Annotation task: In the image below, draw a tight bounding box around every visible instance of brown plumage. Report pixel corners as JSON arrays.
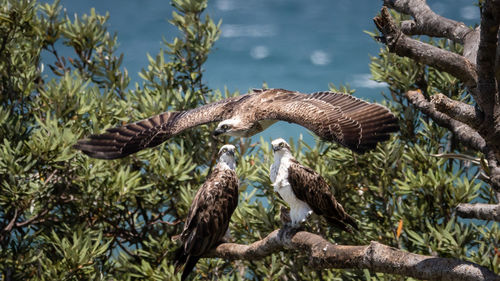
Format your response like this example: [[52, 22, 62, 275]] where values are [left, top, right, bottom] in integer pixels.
[[270, 138, 357, 232], [287, 159, 358, 232], [74, 89, 399, 159], [173, 145, 239, 281]]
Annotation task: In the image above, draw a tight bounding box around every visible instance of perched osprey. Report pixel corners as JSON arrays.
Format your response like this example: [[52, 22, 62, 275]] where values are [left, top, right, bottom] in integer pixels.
[[270, 138, 357, 232], [173, 144, 239, 281], [74, 88, 398, 159]]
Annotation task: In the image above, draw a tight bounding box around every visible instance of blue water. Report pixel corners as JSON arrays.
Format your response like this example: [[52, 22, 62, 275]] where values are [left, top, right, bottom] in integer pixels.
[[47, 0, 481, 143]]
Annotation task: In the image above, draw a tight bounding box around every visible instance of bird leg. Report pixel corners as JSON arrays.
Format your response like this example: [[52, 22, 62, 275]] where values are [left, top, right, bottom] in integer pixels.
[[279, 205, 291, 227]]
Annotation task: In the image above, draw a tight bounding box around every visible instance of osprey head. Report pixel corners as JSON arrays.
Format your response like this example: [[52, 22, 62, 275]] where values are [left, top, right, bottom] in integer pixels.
[[271, 138, 291, 153], [217, 144, 237, 170], [218, 144, 236, 158], [213, 118, 251, 137]]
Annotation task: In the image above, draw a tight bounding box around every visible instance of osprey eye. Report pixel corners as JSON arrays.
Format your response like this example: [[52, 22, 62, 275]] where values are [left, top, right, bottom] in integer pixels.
[[280, 142, 284, 147], [222, 148, 227, 153], [221, 124, 229, 130]]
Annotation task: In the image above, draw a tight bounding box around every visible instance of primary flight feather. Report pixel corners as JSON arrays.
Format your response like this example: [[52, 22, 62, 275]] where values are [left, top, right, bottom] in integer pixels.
[[74, 88, 399, 159]]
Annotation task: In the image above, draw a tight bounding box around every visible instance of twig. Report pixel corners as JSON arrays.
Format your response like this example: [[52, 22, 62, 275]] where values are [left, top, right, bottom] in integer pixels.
[[15, 209, 49, 228], [3, 208, 18, 232], [150, 219, 181, 226]]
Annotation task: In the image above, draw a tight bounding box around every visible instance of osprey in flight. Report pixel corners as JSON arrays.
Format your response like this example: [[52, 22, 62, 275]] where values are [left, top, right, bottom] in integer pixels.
[[270, 138, 357, 232], [173, 144, 239, 281], [74, 88, 398, 159]]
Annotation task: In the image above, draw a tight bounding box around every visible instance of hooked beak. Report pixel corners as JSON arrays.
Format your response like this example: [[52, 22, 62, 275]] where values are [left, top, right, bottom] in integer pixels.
[[272, 146, 279, 152], [213, 128, 224, 136]]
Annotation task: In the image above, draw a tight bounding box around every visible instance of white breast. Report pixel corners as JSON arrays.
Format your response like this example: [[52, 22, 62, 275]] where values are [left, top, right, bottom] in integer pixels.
[[270, 155, 312, 225]]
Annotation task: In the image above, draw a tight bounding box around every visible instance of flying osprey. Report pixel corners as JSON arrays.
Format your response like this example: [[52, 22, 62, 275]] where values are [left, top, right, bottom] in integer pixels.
[[73, 88, 398, 159], [270, 138, 357, 232], [173, 144, 239, 281]]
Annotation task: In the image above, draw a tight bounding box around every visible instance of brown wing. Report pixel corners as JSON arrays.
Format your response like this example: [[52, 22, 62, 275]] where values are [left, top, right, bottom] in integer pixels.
[[287, 159, 357, 232], [254, 89, 399, 153], [180, 166, 238, 255], [174, 166, 239, 280], [73, 94, 251, 159]]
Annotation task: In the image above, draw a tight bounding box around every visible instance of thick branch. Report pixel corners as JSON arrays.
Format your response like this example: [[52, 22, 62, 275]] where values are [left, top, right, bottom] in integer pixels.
[[456, 203, 500, 221], [208, 228, 499, 281], [477, 0, 500, 135], [476, 0, 500, 118], [383, 0, 473, 44], [406, 90, 486, 152], [374, 7, 478, 87], [431, 93, 484, 129]]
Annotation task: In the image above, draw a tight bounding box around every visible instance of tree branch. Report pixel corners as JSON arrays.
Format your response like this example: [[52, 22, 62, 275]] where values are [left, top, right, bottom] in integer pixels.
[[486, 149, 500, 191], [464, 27, 480, 63], [207, 228, 499, 281], [383, 0, 473, 44], [374, 7, 478, 88], [406, 90, 486, 152], [431, 93, 484, 129], [15, 209, 49, 228], [456, 203, 500, 221], [476, 0, 500, 119]]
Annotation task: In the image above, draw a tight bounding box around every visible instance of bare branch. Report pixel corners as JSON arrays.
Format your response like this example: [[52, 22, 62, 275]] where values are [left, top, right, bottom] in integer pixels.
[[374, 7, 478, 87], [3, 208, 18, 232], [456, 203, 500, 221], [15, 209, 49, 228], [486, 149, 500, 191], [476, 0, 500, 118], [383, 0, 473, 44], [406, 90, 486, 152], [431, 93, 484, 129], [208, 228, 499, 281], [464, 27, 480, 63]]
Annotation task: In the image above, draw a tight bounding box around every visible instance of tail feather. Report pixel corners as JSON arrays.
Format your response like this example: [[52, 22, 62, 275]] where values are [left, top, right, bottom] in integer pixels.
[[173, 247, 187, 274], [181, 256, 200, 281], [173, 247, 201, 281], [325, 214, 358, 233], [344, 213, 359, 231]]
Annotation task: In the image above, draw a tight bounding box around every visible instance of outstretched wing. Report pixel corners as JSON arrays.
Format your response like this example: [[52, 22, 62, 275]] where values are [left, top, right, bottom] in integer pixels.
[[255, 89, 399, 153], [174, 167, 239, 280], [287, 159, 357, 232], [73, 95, 250, 159]]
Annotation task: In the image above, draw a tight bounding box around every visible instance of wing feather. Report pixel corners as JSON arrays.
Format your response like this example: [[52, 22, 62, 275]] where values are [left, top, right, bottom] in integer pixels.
[[287, 159, 357, 232], [73, 95, 249, 159], [254, 89, 399, 153]]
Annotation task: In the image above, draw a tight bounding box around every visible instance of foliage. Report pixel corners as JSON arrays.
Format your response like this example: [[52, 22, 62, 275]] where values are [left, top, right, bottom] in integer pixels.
[[0, 0, 497, 280]]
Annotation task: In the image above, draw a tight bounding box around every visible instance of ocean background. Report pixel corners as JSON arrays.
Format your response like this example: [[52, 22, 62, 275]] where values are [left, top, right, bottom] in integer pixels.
[[46, 0, 481, 144]]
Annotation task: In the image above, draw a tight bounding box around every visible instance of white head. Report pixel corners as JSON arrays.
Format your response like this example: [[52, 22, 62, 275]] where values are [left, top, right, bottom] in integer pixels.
[[217, 144, 237, 170], [213, 118, 251, 137], [271, 138, 292, 158]]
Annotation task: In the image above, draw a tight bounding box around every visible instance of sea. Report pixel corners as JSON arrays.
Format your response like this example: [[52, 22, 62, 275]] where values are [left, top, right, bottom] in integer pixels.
[[45, 0, 480, 144]]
